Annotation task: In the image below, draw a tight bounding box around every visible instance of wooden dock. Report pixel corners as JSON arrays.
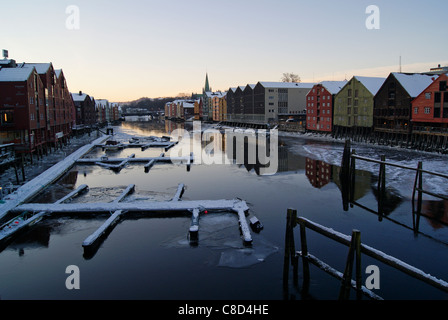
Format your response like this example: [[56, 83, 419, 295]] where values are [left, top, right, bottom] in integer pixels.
[[11, 182, 253, 252], [0, 133, 255, 257], [0, 135, 109, 222]]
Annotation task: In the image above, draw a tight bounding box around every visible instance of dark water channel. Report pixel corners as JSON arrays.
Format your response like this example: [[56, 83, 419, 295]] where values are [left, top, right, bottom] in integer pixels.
[[1, 120, 448, 300]]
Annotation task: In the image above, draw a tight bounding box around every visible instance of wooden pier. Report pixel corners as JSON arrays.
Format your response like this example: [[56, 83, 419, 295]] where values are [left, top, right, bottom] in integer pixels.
[[0, 135, 109, 222], [0, 133, 255, 258]]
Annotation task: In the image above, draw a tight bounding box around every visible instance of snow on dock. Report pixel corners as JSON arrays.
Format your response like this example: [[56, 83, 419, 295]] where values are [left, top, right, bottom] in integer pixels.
[[0, 184, 90, 243], [171, 183, 185, 201], [96, 153, 135, 171], [144, 153, 164, 172], [82, 210, 124, 248], [0, 135, 109, 221], [76, 154, 192, 165], [13, 199, 249, 215], [13, 195, 253, 247]]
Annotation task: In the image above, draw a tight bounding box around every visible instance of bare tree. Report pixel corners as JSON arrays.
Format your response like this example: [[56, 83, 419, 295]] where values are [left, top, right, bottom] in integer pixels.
[[281, 73, 301, 83]]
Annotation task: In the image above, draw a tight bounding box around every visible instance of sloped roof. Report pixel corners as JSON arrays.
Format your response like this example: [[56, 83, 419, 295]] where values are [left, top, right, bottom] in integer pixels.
[[258, 81, 316, 89], [318, 80, 348, 95], [55, 69, 63, 78], [353, 76, 386, 95], [23, 63, 52, 74], [71, 92, 89, 102], [0, 66, 35, 82], [392, 72, 437, 97]]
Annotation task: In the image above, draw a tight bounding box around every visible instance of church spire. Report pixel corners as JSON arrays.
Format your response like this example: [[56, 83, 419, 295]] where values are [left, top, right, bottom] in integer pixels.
[[204, 73, 210, 92]]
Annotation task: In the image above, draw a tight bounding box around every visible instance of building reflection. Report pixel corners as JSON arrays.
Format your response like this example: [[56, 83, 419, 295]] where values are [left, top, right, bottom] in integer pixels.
[[305, 158, 332, 188], [421, 200, 448, 230]]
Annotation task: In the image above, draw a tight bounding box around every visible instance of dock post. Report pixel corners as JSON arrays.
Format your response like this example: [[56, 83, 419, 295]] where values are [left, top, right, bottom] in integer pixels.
[[189, 208, 200, 244]]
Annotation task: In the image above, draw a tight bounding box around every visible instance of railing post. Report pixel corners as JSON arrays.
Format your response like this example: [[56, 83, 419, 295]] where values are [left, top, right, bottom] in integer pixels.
[[417, 161, 423, 216], [354, 231, 362, 300], [340, 140, 351, 211], [283, 208, 297, 295], [299, 221, 310, 293], [339, 230, 361, 300]]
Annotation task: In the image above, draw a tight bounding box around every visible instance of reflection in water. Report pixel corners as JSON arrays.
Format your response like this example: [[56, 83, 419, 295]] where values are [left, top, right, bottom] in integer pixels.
[[2, 120, 448, 300], [305, 158, 332, 188], [421, 200, 448, 230]]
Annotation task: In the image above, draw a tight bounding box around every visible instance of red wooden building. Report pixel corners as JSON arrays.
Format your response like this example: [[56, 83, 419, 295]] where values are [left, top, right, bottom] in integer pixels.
[[306, 81, 347, 133], [411, 73, 448, 131], [0, 64, 47, 153]]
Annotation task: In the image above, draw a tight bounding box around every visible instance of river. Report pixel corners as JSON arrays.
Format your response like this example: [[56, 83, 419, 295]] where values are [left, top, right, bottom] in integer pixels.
[[0, 120, 447, 300]]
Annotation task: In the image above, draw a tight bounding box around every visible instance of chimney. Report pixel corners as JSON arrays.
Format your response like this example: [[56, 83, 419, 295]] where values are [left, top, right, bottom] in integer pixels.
[[79, 91, 82, 95]]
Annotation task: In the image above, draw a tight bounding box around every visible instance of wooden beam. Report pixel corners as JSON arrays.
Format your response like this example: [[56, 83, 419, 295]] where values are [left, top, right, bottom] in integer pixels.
[[13, 199, 250, 215]]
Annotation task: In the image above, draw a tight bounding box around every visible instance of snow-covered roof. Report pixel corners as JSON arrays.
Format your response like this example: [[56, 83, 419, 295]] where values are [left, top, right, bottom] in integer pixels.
[[0, 66, 35, 82], [23, 63, 52, 74], [318, 80, 348, 95], [95, 99, 109, 106], [258, 81, 316, 89], [353, 76, 386, 95], [55, 69, 63, 78], [206, 91, 226, 98], [391, 73, 437, 97], [71, 92, 89, 102]]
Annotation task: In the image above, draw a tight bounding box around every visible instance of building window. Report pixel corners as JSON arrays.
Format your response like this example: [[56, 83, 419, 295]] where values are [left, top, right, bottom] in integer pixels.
[[440, 81, 447, 92], [425, 92, 431, 100], [424, 107, 431, 114], [348, 89, 352, 97], [1, 111, 14, 125], [414, 107, 418, 114]]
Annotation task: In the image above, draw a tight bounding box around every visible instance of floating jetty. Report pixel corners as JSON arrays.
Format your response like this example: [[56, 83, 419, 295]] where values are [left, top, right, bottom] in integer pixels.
[[0, 184, 89, 243], [0, 133, 255, 257], [0, 135, 109, 221], [11, 183, 253, 255]]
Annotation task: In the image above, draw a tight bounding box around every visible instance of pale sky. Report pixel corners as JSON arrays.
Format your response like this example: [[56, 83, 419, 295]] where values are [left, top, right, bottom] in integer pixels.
[[1, 0, 447, 102]]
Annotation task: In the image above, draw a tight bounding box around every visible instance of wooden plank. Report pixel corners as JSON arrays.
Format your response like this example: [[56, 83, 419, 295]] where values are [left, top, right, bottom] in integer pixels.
[[76, 155, 189, 164], [171, 184, 185, 201], [13, 199, 249, 215], [96, 154, 135, 171], [0, 135, 110, 221], [237, 209, 252, 245], [113, 184, 135, 203], [0, 211, 45, 243], [82, 210, 124, 248], [55, 184, 89, 204]]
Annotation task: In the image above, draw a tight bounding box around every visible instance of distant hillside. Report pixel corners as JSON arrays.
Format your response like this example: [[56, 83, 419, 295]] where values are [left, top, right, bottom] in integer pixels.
[[121, 97, 177, 113], [121, 94, 201, 113]]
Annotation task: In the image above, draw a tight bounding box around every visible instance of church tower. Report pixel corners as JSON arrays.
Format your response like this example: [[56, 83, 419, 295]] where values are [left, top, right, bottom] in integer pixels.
[[203, 73, 211, 93]]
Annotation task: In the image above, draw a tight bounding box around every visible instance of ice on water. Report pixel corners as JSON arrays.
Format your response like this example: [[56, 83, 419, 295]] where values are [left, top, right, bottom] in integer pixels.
[[162, 213, 279, 268]]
